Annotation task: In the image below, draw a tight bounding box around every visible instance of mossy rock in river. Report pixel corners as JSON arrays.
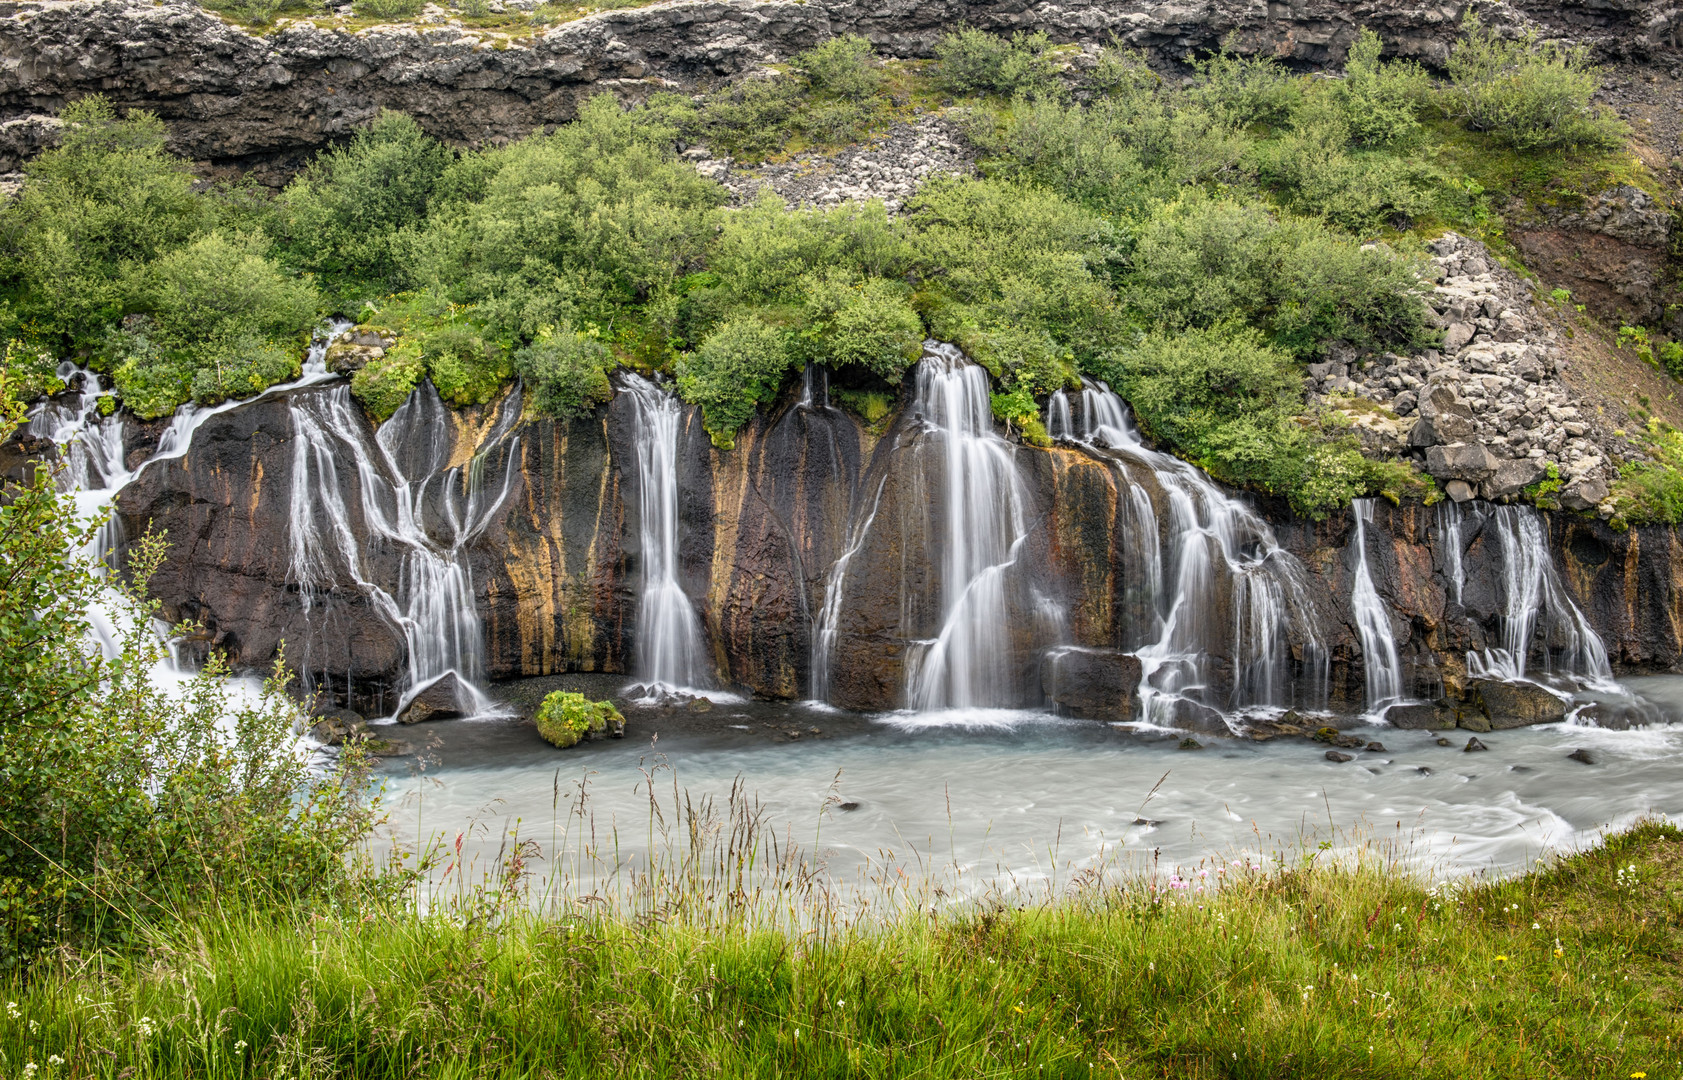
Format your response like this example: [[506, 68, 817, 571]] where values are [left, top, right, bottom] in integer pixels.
[[535, 691, 626, 749]]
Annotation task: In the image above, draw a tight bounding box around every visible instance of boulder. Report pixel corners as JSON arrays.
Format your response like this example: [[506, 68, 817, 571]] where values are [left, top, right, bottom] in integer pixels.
[[1560, 477, 1609, 511], [1408, 412, 1474, 447], [1325, 750, 1353, 762], [1426, 443, 1498, 483], [308, 709, 369, 745], [1441, 322, 1475, 352], [1445, 479, 1475, 503], [1576, 698, 1665, 730], [1482, 458, 1549, 500], [1041, 648, 1142, 722], [1463, 678, 1569, 729], [397, 672, 468, 724], [325, 343, 384, 374]]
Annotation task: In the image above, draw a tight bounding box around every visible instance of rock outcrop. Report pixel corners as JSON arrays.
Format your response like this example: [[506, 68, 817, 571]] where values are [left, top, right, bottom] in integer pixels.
[[1, 0, 1675, 176], [114, 364, 1683, 724]]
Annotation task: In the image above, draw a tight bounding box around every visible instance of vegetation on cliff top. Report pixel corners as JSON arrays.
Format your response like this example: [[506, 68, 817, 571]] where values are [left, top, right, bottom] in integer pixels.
[[0, 16, 1659, 517]]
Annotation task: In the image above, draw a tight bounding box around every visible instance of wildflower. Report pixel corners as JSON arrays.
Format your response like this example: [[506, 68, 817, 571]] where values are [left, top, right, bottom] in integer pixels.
[[1013, 1005, 1025, 1015], [1494, 955, 1508, 964], [5, 1002, 17, 1019], [47, 1057, 62, 1068], [23, 1064, 36, 1079], [1631, 1073, 1647, 1079], [1393, 923, 1402, 931], [1533, 922, 1541, 930], [235, 1040, 248, 1052]]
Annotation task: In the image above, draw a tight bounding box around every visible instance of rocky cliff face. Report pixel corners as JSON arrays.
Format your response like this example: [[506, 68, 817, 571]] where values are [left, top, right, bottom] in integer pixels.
[[1, 0, 1676, 176], [113, 368, 1683, 721]]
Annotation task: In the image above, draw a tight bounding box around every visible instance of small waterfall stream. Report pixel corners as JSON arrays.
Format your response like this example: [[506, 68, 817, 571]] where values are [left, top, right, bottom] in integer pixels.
[[1048, 379, 1327, 727], [1467, 504, 1613, 689], [904, 344, 1034, 711], [1349, 498, 1405, 713], [619, 373, 712, 695], [284, 379, 518, 718]]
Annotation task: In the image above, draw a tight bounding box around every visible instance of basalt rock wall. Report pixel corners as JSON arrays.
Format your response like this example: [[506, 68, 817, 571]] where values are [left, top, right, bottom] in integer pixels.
[[112, 374, 1683, 720], [1, 0, 1676, 175]]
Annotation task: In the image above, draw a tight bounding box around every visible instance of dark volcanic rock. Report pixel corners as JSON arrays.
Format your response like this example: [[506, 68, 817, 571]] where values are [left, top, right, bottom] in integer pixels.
[[1042, 647, 1142, 722], [1, 0, 1673, 178], [397, 672, 468, 724], [1464, 679, 1570, 730]]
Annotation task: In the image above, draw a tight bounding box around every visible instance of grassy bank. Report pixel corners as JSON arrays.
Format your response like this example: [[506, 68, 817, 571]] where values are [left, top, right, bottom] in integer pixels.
[[4, 821, 1679, 1078]]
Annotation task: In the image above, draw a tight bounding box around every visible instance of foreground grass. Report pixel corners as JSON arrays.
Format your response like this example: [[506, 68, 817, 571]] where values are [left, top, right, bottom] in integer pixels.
[[5, 822, 1682, 1078]]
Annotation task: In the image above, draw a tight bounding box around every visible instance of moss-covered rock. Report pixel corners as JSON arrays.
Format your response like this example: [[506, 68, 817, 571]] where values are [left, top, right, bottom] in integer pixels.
[[535, 691, 626, 749]]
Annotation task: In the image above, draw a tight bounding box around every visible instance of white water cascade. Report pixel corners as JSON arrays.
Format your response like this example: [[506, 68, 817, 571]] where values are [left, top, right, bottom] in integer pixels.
[[284, 378, 519, 718], [1047, 379, 1327, 727], [904, 344, 1035, 710], [1349, 499, 1405, 713], [619, 373, 712, 695], [1467, 504, 1613, 689], [25, 327, 348, 706], [1437, 500, 1466, 606]]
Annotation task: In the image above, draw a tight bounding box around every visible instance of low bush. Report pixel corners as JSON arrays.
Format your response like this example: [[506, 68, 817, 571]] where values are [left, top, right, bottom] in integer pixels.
[[795, 35, 884, 101], [800, 273, 923, 383], [1125, 194, 1430, 358], [1442, 12, 1627, 152], [934, 27, 1061, 99], [282, 110, 450, 303], [0, 381, 381, 966], [676, 317, 793, 446], [1334, 28, 1430, 147], [351, 0, 423, 19], [1186, 38, 1303, 130], [514, 327, 614, 421]]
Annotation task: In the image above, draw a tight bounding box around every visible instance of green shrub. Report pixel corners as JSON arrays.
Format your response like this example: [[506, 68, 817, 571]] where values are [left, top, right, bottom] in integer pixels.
[[906, 177, 1122, 378], [696, 78, 801, 161], [676, 317, 793, 446], [1661, 340, 1683, 381], [351, 344, 426, 421], [934, 27, 1061, 99], [1085, 42, 1160, 99], [1336, 28, 1430, 147], [1249, 100, 1437, 231], [709, 196, 912, 308], [515, 327, 615, 420], [1442, 12, 1627, 152], [795, 35, 884, 101], [412, 95, 722, 337], [0, 383, 380, 966], [0, 97, 203, 350], [120, 230, 316, 413], [352, 0, 423, 19], [801, 274, 923, 383], [420, 323, 512, 408], [534, 690, 625, 749], [282, 111, 449, 302], [1186, 38, 1302, 130], [1125, 194, 1429, 357]]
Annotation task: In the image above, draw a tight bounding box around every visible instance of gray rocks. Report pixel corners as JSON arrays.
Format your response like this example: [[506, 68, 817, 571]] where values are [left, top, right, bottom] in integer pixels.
[[1566, 748, 1596, 765], [1560, 476, 1610, 511], [705, 115, 973, 212], [1464, 736, 1488, 752], [1384, 701, 1456, 729], [1324, 749, 1353, 762], [1426, 443, 1498, 483], [1484, 457, 1549, 500]]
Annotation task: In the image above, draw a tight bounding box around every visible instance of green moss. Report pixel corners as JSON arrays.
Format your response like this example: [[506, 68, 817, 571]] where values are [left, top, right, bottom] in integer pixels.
[[534, 691, 624, 749]]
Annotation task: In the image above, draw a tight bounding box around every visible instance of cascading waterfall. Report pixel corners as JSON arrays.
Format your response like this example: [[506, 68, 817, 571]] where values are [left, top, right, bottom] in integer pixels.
[[285, 380, 518, 717], [1437, 501, 1466, 606], [619, 373, 711, 695], [1349, 498, 1405, 713], [1047, 379, 1327, 727], [1467, 504, 1613, 688], [810, 475, 887, 703], [904, 344, 1034, 711]]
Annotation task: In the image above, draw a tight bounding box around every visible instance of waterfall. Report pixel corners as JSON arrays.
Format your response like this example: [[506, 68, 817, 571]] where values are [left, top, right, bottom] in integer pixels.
[[619, 373, 711, 695], [810, 475, 886, 703], [1467, 504, 1612, 688], [1437, 501, 1466, 605], [1049, 379, 1326, 728], [1350, 499, 1404, 713], [798, 364, 830, 410], [904, 344, 1033, 710], [285, 380, 518, 718]]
